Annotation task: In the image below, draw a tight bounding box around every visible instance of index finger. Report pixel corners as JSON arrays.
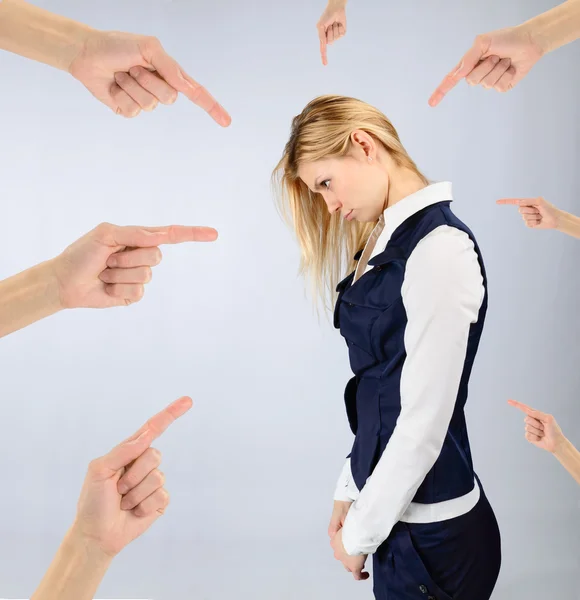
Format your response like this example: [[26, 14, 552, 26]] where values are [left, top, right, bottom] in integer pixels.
[[126, 396, 193, 445], [110, 225, 218, 248], [144, 42, 231, 127], [318, 26, 328, 66], [428, 40, 487, 107], [507, 399, 538, 417], [496, 198, 538, 207], [103, 397, 193, 472]]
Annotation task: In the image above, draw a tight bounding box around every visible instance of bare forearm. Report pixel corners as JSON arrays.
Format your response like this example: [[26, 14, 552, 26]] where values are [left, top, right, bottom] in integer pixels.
[[31, 527, 113, 600], [523, 0, 580, 54], [0, 259, 63, 338], [555, 208, 580, 239], [554, 437, 580, 485], [0, 0, 93, 71]]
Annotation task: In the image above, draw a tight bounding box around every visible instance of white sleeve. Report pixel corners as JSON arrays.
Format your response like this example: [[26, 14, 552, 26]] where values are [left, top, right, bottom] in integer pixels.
[[333, 458, 360, 502], [341, 226, 485, 556]]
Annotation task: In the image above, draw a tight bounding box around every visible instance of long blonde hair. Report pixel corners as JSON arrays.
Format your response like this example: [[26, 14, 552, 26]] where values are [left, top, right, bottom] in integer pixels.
[[272, 95, 428, 312]]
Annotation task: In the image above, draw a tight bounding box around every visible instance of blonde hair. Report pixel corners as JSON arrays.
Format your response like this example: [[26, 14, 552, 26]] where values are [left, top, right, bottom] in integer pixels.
[[272, 95, 428, 312]]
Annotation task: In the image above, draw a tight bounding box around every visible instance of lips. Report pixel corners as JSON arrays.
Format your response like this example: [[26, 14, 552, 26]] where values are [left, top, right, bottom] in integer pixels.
[[344, 210, 354, 221]]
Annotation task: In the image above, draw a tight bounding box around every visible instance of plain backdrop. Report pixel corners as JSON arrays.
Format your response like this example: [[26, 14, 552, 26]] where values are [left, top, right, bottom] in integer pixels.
[[0, 0, 579, 598]]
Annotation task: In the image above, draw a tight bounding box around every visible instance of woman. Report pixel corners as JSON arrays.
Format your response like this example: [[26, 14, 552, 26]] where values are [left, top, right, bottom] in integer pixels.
[[273, 95, 501, 599], [509, 399, 580, 485]]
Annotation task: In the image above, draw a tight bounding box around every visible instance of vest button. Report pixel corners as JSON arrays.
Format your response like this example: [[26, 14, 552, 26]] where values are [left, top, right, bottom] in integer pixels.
[[348, 302, 354, 307], [375, 265, 383, 271], [419, 585, 428, 594]]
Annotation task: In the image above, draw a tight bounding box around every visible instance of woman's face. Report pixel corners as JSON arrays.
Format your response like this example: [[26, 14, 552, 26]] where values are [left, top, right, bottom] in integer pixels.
[[298, 146, 389, 224]]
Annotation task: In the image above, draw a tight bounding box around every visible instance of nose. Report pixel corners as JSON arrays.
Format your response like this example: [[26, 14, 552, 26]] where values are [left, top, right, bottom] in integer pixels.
[[325, 196, 342, 215]]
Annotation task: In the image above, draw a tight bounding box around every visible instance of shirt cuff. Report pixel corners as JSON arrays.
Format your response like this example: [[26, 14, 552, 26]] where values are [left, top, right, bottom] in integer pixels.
[[341, 512, 371, 556], [333, 458, 360, 502]]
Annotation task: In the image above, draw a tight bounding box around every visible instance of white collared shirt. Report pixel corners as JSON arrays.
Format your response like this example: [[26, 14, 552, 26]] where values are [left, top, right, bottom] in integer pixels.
[[334, 182, 485, 556]]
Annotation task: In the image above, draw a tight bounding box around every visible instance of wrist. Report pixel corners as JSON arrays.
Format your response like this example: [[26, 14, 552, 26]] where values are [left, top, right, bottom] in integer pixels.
[[65, 524, 116, 564], [328, 0, 347, 8], [554, 207, 566, 231], [553, 435, 571, 458], [40, 259, 67, 312], [516, 21, 549, 58]]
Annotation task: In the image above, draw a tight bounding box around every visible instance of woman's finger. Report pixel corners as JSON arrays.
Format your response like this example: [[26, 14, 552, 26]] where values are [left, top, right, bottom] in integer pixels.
[[519, 206, 540, 215], [105, 283, 145, 303], [525, 416, 544, 430], [525, 423, 544, 437], [128, 66, 179, 105], [107, 247, 163, 269], [327, 24, 335, 44], [333, 23, 340, 42], [110, 83, 141, 118], [117, 447, 162, 495], [114, 72, 159, 111], [100, 267, 152, 285], [133, 487, 170, 518], [494, 66, 516, 93], [481, 57, 511, 89], [121, 469, 166, 510], [525, 432, 542, 443], [465, 56, 501, 86]]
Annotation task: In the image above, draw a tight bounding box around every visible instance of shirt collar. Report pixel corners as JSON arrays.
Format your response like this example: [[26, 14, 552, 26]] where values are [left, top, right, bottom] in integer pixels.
[[370, 181, 453, 255]]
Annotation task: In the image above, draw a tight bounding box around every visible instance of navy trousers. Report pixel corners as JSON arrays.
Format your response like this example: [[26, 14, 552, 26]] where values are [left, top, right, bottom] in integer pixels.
[[372, 479, 501, 600]]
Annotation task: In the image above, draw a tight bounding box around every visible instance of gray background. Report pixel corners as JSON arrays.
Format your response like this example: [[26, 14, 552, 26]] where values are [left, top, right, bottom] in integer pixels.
[[0, 0, 579, 598]]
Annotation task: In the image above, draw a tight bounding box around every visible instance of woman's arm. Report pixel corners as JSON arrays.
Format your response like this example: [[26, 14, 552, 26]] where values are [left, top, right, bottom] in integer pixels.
[[554, 438, 580, 485], [341, 226, 485, 556], [0, 0, 92, 71], [525, 0, 580, 54], [31, 529, 113, 600], [0, 260, 63, 338]]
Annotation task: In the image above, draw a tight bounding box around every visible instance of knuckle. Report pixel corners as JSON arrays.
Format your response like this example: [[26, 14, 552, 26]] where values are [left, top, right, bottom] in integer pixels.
[[149, 447, 162, 464], [136, 70, 149, 84], [88, 458, 106, 477], [142, 35, 162, 53], [96, 222, 113, 235], [155, 470, 166, 486]]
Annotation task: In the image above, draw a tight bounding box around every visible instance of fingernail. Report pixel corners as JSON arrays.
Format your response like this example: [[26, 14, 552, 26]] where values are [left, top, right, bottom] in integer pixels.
[[108, 257, 117, 268], [114, 71, 127, 81], [118, 482, 128, 494], [129, 67, 140, 78]]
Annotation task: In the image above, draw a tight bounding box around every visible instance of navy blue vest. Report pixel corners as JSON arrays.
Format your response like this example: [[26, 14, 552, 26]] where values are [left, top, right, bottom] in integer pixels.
[[334, 201, 488, 503]]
